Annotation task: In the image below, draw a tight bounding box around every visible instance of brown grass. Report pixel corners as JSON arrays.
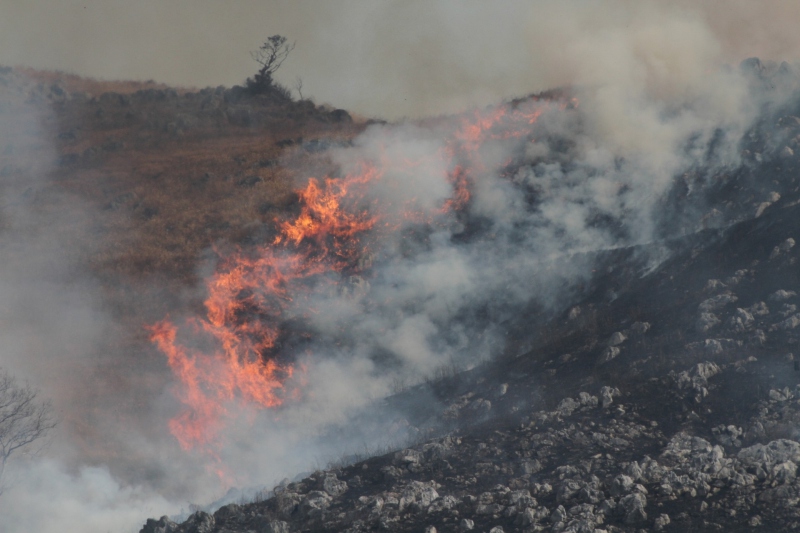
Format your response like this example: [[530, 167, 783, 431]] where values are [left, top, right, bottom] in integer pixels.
[[0, 69, 372, 471], [25, 70, 367, 290], [14, 67, 193, 97]]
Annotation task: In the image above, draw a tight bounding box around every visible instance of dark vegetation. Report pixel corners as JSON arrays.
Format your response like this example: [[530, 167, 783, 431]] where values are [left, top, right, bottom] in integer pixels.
[[246, 35, 295, 100]]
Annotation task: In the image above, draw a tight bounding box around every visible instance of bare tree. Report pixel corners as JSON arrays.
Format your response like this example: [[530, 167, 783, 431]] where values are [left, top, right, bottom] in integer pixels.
[[247, 35, 295, 94], [294, 76, 305, 100], [0, 368, 55, 488]]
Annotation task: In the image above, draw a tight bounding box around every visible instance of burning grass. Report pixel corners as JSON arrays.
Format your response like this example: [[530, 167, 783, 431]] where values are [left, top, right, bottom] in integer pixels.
[[0, 68, 367, 472], [148, 93, 574, 464], [2, 67, 577, 479]]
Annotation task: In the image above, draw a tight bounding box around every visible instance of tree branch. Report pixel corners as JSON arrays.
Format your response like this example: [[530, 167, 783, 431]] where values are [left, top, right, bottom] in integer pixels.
[[0, 368, 55, 487]]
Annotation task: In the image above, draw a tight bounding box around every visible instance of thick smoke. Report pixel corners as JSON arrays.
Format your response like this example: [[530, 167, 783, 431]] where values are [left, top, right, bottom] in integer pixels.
[[0, 71, 183, 531], [170, 48, 792, 501], [0, 3, 799, 533], [1, 460, 172, 533]]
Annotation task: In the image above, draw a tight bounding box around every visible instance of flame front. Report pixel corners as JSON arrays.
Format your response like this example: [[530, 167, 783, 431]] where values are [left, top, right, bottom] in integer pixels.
[[151, 97, 563, 459], [277, 162, 380, 262]]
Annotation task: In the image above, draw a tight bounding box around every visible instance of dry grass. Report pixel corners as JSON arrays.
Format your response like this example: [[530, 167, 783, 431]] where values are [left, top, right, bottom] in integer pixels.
[[24, 70, 367, 289], [14, 67, 193, 97], [0, 69, 379, 476]]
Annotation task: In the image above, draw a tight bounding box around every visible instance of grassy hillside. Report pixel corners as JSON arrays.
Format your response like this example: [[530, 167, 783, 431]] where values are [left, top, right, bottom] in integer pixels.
[[0, 67, 366, 481]]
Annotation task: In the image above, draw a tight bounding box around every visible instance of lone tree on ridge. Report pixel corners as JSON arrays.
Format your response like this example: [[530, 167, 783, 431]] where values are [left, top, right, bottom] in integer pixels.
[[247, 35, 295, 96]]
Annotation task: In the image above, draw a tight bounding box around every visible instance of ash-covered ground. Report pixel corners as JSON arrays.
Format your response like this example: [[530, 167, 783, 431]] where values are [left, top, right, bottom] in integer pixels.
[[136, 60, 800, 532]]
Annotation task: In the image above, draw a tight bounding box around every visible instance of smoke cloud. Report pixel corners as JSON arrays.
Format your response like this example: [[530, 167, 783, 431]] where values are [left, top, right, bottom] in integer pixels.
[[0, 70, 186, 531], [158, 54, 791, 508], [0, 2, 799, 533], [1, 1, 800, 118], [1, 459, 173, 533]]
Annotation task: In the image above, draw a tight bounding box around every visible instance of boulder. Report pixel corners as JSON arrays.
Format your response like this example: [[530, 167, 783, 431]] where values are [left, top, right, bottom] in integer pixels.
[[600, 386, 620, 408], [608, 331, 627, 346], [699, 293, 738, 312], [469, 398, 492, 414], [618, 492, 647, 524], [712, 425, 743, 448], [139, 516, 178, 533], [550, 504, 567, 524], [598, 346, 620, 364], [399, 481, 440, 511], [696, 312, 720, 333], [578, 391, 598, 407], [774, 313, 800, 330], [773, 461, 797, 483], [322, 473, 348, 497], [256, 520, 290, 533], [298, 491, 331, 520], [177, 511, 214, 533], [769, 387, 793, 402], [654, 513, 671, 531], [739, 440, 800, 470], [769, 290, 796, 301], [555, 397, 581, 417], [728, 308, 754, 332], [609, 474, 634, 497]]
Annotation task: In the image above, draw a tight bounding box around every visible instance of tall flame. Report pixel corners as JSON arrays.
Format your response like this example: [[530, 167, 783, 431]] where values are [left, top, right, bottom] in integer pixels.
[[150, 97, 563, 459], [277, 162, 380, 261]]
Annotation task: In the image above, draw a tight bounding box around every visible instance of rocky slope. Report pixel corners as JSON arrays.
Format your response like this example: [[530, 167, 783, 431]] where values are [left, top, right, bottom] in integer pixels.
[[137, 60, 800, 532], [139, 210, 800, 532]]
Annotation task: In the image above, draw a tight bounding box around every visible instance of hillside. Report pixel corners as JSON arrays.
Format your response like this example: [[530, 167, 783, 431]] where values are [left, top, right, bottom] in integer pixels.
[[0, 66, 367, 484], [133, 60, 800, 532], [5, 66, 362, 284], [4, 58, 800, 533]]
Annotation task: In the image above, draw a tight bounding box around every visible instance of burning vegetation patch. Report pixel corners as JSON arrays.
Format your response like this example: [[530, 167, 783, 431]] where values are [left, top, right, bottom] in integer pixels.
[[149, 96, 573, 459]]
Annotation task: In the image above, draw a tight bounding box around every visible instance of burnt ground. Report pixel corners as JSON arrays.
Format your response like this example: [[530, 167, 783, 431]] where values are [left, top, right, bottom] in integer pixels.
[[141, 71, 800, 531]]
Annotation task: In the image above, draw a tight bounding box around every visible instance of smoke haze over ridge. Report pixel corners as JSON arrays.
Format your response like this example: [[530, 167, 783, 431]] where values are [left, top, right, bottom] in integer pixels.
[[1, 2, 800, 533], [1, 0, 800, 118]]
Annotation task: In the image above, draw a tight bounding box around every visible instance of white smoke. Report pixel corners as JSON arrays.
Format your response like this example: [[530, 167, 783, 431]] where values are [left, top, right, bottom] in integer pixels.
[[0, 459, 174, 533], [198, 61, 785, 493], [0, 3, 799, 532], [0, 71, 182, 532]]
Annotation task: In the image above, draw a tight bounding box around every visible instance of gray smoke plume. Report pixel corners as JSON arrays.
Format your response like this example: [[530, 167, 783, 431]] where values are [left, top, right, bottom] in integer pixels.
[[171, 54, 793, 501], [0, 70, 184, 532], [0, 3, 799, 533]]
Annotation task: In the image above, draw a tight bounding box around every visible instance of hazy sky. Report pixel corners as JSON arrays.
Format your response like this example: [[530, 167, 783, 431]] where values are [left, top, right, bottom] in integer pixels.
[[2, 1, 800, 118]]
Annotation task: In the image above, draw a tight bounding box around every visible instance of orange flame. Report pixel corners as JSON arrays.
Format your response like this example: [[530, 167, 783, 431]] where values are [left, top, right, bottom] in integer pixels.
[[277, 162, 381, 262], [151, 97, 565, 461]]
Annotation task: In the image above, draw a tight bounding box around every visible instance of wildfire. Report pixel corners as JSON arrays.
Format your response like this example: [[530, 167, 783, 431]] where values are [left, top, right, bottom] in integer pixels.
[[277, 162, 381, 263], [150, 96, 564, 459]]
